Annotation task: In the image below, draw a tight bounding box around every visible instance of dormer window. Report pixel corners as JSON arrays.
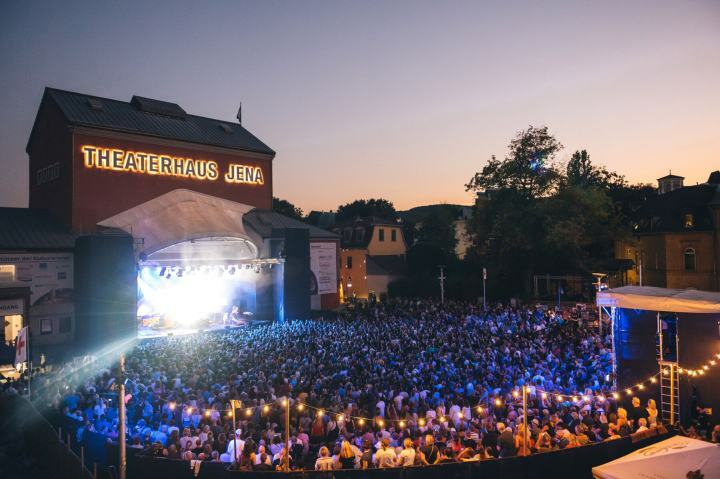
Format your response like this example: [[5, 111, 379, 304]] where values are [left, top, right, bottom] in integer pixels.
[[343, 228, 352, 242], [684, 214, 694, 229], [355, 227, 365, 242]]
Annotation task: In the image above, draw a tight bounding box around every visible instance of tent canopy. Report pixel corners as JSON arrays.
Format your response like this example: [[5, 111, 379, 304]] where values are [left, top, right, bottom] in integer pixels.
[[592, 435, 720, 479], [98, 189, 260, 258], [597, 286, 720, 314]]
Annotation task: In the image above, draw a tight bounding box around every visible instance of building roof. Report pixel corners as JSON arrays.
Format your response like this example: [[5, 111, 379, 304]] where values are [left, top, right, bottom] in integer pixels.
[[243, 209, 338, 240], [0, 208, 76, 250], [657, 174, 684, 180], [31, 88, 275, 156], [635, 184, 718, 234], [366, 255, 406, 276], [333, 217, 401, 248]]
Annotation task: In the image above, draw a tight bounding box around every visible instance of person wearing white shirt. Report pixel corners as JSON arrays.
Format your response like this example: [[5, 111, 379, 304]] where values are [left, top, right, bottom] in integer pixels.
[[226, 431, 245, 462], [396, 438, 416, 467], [375, 438, 397, 468], [315, 446, 334, 470]]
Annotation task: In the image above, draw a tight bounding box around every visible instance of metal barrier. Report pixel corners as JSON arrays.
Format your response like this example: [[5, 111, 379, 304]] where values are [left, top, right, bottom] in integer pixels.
[[0, 395, 95, 479], [119, 428, 674, 479]]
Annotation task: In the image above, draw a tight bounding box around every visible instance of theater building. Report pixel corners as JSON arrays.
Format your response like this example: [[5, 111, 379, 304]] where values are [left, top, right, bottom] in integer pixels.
[[2, 87, 339, 362]]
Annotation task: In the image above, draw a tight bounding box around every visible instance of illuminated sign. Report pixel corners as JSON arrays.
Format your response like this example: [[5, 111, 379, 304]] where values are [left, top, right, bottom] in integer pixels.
[[81, 145, 264, 185]]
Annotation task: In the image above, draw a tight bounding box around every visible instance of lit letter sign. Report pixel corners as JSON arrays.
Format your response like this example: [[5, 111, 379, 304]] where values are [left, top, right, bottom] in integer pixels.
[[81, 145, 263, 185]]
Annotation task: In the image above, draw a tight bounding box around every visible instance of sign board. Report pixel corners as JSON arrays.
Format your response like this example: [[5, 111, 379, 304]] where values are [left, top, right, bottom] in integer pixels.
[[0, 298, 23, 316], [81, 145, 264, 185], [0, 253, 74, 337], [310, 242, 337, 295]]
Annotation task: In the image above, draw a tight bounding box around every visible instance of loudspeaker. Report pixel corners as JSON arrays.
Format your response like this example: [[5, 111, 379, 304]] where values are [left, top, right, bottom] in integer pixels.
[[282, 228, 310, 320], [74, 233, 136, 352]]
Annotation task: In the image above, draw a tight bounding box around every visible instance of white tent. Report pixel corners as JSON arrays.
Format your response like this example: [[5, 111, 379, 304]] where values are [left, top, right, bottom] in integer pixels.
[[597, 286, 720, 314], [592, 436, 720, 479]]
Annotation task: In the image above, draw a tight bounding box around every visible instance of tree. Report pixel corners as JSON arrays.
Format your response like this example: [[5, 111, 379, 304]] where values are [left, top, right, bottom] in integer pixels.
[[336, 198, 397, 222], [466, 125, 564, 200], [566, 150, 625, 189], [272, 197, 303, 220], [414, 209, 458, 260]]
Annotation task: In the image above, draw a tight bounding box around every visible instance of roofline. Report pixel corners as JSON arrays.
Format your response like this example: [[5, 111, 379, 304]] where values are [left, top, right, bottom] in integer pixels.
[[30, 86, 276, 156]]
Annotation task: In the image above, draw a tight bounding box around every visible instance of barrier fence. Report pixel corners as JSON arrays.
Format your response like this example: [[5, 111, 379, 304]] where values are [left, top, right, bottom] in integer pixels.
[[0, 395, 94, 479], [117, 428, 674, 479]]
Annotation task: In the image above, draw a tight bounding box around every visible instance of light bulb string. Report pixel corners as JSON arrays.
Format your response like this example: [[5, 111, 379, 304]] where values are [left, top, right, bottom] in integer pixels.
[[164, 353, 719, 422]]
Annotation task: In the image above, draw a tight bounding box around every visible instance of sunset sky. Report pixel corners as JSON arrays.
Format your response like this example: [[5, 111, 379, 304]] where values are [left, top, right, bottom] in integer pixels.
[[1, 0, 718, 212]]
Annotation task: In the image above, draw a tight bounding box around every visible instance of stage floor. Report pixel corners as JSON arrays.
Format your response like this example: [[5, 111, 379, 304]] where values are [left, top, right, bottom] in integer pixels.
[[137, 320, 270, 339]]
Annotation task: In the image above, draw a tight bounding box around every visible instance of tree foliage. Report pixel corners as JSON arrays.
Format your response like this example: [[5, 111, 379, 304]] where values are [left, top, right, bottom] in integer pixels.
[[336, 198, 397, 222], [272, 197, 303, 220], [466, 125, 564, 200], [463, 126, 641, 299]]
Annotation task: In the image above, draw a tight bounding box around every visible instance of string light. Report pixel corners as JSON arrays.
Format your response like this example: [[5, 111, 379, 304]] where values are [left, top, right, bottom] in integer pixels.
[[317, 409, 324, 417], [358, 418, 365, 426], [582, 395, 589, 402], [439, 416, 446, 423], [227, 411, 232, 418], [205, 410, 211, 417], [378, 419, 384, 427], [263, 405, 269, 413], [650, 377, 657, 383], [598, 395, 605, 402], [186, 407, 193, 414], [477, 406, 483, 414], [494, 398, 502, 406], [245, 408, 252, 417], [297, 404, 304, 411], [281, 398, 287, 406], [419, 418, 425, 426], [572, 396, 578, 402], [399, 420, 405, 428], [612, 393, 619, 400], [512, 391, 519, 398], [337, 414, 344, 423], [638, 384, 645, 390], [458, 412, 463, 419], [168, 402, 175, 411], [557, 395, 563, 401], [625, 389, 632, 395], [541, 392, 547, 400]]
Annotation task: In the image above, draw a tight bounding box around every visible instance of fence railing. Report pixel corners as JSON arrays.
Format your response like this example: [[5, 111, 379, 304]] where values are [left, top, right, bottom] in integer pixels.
[[0, 395, 95, 479], [118, 427, 673, 479]]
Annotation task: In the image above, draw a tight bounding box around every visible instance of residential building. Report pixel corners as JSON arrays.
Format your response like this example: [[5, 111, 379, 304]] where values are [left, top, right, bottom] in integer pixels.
[[333, 218, 406, 300]]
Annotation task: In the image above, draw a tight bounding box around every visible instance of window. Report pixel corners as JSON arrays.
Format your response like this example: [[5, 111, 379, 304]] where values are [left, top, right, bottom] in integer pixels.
[[355, 227, 365, 243], [684, 248, 696, 271], [59, 317, 72, 334], [343, 228, 352, 242], [378, 228, 385, 242], [40, 319, 53, 335], [0, 265, 15, 282], [391, 229, 397, 242], [57, 271, 67, 280], [346, 256, 353, 269], [684, 214, 694, 229]]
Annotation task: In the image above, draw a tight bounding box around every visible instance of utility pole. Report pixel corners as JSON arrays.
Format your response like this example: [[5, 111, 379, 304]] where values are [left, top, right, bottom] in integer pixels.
[[284, 397, 290, 472], [438, 266, 446, 305], [482, 267, 487, 310], [593, 273, 606, 336], [118, 354, 126, 479]]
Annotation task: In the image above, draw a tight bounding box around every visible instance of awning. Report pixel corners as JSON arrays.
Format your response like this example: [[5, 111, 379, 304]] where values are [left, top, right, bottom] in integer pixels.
[[97, 189, 261, 257], [592, 435, 720, 479], [597, 286, 720, 314]]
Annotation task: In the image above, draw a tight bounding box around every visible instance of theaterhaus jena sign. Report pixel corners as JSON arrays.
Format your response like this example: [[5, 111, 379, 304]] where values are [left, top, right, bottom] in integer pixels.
[[81, 145, 264, 185]]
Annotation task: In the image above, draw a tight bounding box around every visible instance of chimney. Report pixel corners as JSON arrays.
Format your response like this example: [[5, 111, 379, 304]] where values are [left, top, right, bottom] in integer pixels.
[[236, 102, 242, 124]]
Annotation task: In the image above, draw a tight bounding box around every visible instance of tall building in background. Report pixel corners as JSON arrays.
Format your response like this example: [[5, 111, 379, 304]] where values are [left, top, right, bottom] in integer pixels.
[[619, 171, 720, 291]]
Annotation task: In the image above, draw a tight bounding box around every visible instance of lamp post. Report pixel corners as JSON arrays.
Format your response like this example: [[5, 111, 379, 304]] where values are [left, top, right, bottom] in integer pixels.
[[284, 397, 290, 472], [118, 354, 126, 479], [483, 267, 487, 310], [522, 385, 528, 456], [438, 266, 446, 305]]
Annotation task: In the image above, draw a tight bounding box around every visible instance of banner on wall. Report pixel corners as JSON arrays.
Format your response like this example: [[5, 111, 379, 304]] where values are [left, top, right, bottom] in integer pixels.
[[310, 242, 337, 295], [0, 253, 74, 336]]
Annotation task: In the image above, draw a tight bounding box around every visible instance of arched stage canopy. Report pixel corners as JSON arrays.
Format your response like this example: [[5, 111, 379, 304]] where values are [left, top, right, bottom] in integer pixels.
[[597, 286, 720, 314], [97, 189, 261, 259]]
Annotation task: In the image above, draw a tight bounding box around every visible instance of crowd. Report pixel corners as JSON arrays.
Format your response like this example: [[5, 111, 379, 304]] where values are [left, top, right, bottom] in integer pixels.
[[14, 300, 712, 470]]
